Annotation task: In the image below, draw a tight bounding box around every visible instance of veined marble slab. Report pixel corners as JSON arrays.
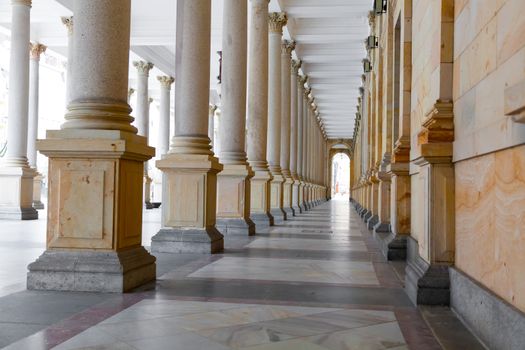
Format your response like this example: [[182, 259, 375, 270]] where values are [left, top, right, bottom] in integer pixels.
[[245, 237, 368, 252]]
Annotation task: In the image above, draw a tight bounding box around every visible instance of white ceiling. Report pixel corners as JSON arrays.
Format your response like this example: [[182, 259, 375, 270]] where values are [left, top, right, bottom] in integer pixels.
[[0, 0, 369, 138]]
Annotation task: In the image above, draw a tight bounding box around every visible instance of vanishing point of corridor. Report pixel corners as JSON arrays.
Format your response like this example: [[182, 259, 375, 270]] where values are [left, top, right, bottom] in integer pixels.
[[1, 200, 482, 349]]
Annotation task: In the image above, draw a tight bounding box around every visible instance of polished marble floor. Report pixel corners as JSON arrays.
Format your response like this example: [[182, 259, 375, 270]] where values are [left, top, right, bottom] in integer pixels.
[[0, 199, 484, 349]]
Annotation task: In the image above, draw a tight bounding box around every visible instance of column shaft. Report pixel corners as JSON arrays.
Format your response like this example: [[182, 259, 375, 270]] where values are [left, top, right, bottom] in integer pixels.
[[247, 0, 273, 227], [290, 61, 301, 214], [280, 40, 294, 217], [61, 16, 73, 105], [216, 0, 255, 236]]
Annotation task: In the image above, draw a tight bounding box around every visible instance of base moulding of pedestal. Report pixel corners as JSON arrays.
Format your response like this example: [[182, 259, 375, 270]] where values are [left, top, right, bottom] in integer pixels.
[[27, 247, 156, 293], [405, 236, 450, 306], [151, 227, 224, 254], [216, 217, 256, 236], [449, 267, 525, 350], [0, 206, 38, 220]]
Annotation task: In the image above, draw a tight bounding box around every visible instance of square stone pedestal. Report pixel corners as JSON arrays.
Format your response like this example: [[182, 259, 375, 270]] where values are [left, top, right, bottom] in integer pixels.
[[250, 170, 274, 228], [27, 129, 157, 292], [282, 176, 295, 217], [269, 173, 287, 223], [152, 153, 224, 254], [0, 165, 38, 220], [216, 164, 256, 236], [292, 180, 302, 214], [32, 172, 45, 210]]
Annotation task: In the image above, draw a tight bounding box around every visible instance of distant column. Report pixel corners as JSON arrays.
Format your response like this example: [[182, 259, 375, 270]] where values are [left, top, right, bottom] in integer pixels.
[[28, 42, 47, 210]]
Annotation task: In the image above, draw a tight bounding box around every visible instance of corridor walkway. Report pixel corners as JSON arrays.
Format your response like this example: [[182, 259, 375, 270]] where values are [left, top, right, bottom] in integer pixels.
[[1, 200, 483, 349]]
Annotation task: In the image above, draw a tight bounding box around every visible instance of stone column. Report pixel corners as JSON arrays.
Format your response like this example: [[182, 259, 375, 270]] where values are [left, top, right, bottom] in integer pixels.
[[280, 40, 295, 218], [157, 76, 174, 157], [28, 0, 156, 292], [28, 42, 46, 210], [290, 61, 301, 214], [155, 76, 174, 204], [208, 104, 217, 150], [152, 0, 223, 254], [301, 86, 310, 211], [0, 0, 37, 220], [133, 60, 154, 209], [61, 16, 73, 105], [267, 12, 287, 222], [216, 0, 255, 236], [247, 0, 273, 228]]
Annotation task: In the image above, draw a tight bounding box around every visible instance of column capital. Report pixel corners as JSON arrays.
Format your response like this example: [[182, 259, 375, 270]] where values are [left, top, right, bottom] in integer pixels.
[[268, 12, 287, 33], [209, 104, 218, 115], [12, 0, 31, 7], [304, 87, 311, 98], [128, 88, 135, 99], [298, 75, 308, 87], [133, 61, 154, 76], [148, 97, 154, 104], [157, 75, 175, 89], [281, 40, 295, 56], [61, 16, 73, 36], [292, 60, 302, 74], [29, 42, 46, 61]]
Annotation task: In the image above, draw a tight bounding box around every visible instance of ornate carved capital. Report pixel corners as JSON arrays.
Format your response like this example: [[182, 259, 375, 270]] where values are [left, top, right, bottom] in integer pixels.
[[268, 12, 287, 33], [157, 76, 175, 89], [61, 16, 73, 36], [292, 60, 302, 74], [29, 42, 46, 61], [281, 40, 295, 56], [133, 61, 154, 76]]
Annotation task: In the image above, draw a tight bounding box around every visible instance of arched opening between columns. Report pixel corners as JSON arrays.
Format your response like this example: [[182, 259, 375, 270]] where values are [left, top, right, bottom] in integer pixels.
[[330, 152, 350, 201]]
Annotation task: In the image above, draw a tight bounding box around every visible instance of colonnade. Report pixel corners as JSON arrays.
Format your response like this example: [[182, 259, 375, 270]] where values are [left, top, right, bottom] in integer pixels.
[[0, 0, 330, 292]]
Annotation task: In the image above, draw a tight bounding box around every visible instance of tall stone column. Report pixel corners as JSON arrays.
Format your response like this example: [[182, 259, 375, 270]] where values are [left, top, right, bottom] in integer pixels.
[[208, 105, 217, 150], [155, 76, 174, 204], [301, 86, 310, 211], [152, 0, 223, 254], [157, 76, 174, 157], [247, 0, 273, 228], [133, 61, 154, 209], [267, 12, 287, 222], [216, 0, 254, 236], [280, 40, 295, 217], [0, 0, 37, 220], [61, 16, 73, 105], [28, 0, 156, 292], [290, 61, 301, 214], [28, 42, 46, 210]]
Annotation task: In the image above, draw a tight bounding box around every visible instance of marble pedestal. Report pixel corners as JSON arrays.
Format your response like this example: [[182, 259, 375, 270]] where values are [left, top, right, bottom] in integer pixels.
[[28, 247, 156, 292], [32, 172, 45, 210], [291, 181, 301, 214], [216, 164, 256, 236], [152, 153, 224, 254], [250, 170, 274, 227], [269, 174, 286, 222], [28, 129, 157, 292], [0, 166, 38, 220], [282, 176, 294, 217]]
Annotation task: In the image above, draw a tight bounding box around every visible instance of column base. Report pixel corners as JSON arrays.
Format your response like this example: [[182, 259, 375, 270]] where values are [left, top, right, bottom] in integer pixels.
[[405, 236, 450, 306], [250, 212, 274, 228], [283, 206, 294, 218], [33, 201, 45, 210], [291, 205, 301, 215], [145, 201, 155, 210], [151, 227, 224, 254], [0, 166, 38, 220], [270, 208, 287, 223], [0, 206, 38, 220], [366, 214, 378, 229], [216, 217, 255, 236], [372, 225, 407, 261], [27, 247, 156, 293]]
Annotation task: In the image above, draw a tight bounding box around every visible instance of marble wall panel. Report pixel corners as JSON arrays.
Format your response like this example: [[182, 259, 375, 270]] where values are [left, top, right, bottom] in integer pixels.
[[455, 145, 525, 312]]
